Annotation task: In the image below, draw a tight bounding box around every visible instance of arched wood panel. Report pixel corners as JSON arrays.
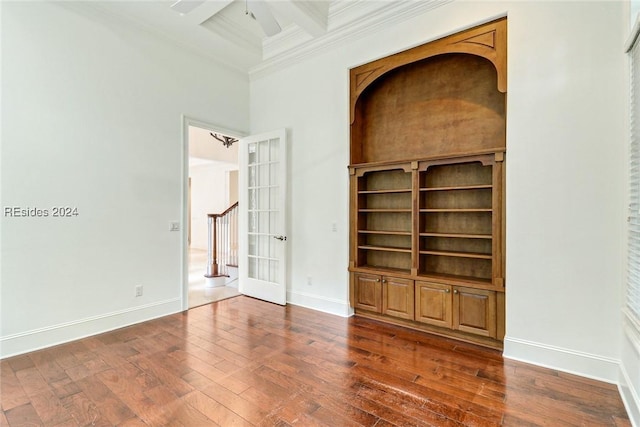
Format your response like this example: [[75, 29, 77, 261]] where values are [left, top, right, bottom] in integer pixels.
[[352, 53, 506, 164], [350, 18, 507, 126]]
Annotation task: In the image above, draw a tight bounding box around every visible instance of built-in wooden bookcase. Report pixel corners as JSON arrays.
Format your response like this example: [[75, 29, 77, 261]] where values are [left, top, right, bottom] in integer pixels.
[[348, 18, 507, 349], [418, 156, 498, 283], [356, 166, 412, 272]]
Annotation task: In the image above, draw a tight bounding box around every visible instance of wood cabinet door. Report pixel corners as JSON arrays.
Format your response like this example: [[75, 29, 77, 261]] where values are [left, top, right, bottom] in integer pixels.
[[453, 287, 497, 338], [354, 273, 382, 313], [382, 277, 414, 320], [415, 281, 452, 328]]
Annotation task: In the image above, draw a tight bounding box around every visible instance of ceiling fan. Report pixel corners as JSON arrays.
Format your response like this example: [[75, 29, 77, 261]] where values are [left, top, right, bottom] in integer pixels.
[[244, 0, 281, 36], [170, 0, 281, 36]]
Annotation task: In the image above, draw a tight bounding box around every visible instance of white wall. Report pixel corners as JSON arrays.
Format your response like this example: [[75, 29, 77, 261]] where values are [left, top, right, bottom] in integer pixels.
[[189, 163, 236, 250], [0, 1, 249, 357], [250, 0, 627, 385]]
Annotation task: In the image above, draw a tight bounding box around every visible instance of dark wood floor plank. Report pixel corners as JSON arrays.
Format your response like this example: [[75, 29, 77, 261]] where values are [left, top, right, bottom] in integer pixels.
[[48, 377, 81, 401], [202, 383, 268, 425], [128, 354, 194, 398], [0, 296, 631, 426], [6, 355, 35, 373], [0, 362, 31, 412], [75, 374, 135, 425], [97, 366, 169, 426], [358, 385, 464, 427], [183, 390, 250, 426], [4, 403, 43, 427], [15, 367, 51, 398], [29, 388, 74, 426], [116, 416, 149, 426], [259, 355, 379, 426], [63, 356, 110, 382], [29, 353, 67, 385], [59, 390, 103, 427], [353, 365, 502, 426]]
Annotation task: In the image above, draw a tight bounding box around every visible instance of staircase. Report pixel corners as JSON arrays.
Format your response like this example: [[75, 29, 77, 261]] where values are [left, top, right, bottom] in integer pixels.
[[204, 202, 238, 288]]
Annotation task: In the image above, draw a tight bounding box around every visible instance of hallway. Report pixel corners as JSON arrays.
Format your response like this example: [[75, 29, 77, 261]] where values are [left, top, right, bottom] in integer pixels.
[[188, 248, 239, 308]]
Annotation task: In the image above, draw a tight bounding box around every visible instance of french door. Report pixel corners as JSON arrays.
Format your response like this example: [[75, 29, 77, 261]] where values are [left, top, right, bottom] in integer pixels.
[[238, 129, 287, 305]]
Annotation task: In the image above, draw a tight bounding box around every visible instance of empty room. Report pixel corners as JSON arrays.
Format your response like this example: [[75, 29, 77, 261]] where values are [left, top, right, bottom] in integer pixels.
[[2, 0, 639, 425]]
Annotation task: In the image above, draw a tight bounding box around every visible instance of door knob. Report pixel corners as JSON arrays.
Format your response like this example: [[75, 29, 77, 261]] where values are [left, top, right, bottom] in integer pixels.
[[273, 235, 287, 241]]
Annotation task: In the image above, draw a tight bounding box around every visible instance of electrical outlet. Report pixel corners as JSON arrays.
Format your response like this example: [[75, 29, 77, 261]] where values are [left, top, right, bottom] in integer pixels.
[[307, 276, 312, 286], [331, 222, 337, 232], [135, 285, 143, 297]]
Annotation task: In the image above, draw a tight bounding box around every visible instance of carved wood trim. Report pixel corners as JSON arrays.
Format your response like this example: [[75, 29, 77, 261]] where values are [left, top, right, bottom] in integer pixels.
[[350, 18, 507, 124]]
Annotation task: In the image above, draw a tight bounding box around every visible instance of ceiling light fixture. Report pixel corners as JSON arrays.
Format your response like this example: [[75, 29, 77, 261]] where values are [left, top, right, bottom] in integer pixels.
[[210, 132, 238, 148]]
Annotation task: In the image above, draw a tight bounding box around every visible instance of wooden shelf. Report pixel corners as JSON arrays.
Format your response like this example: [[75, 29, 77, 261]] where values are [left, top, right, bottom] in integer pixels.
[[421, 185, 492, 192], [353, 265, 411, 275], [360, 209, 412, 213], [360, 230, 412, 236], [359, 189, 412, 194], [420, 232, 492, 239], [358, 245, 412, 253], [417, 272, 494, 287], [420, 209, 492, 213], [419, 250, 492, 260]]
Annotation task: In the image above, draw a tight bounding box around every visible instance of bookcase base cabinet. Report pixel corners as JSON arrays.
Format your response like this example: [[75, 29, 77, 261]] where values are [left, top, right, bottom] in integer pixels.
[[353, 273, 414, 320], [415, 281, 497, 339], [352, 273, 505, 349]]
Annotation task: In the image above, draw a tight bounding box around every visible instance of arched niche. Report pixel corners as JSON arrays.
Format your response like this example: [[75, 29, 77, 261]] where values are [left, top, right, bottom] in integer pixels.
[[350, 18, 507, 164]]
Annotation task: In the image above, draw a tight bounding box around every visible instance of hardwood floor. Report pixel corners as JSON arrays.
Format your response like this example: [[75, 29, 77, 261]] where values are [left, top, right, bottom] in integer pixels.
[[1, 296, 631, 426]]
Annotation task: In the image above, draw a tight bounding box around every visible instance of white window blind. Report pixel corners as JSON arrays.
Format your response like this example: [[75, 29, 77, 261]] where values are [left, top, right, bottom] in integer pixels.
[[628, 32, 640, 324]]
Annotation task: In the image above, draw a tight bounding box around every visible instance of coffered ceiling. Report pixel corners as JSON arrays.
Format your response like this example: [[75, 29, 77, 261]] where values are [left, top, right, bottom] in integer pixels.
[[80, 0, 451, 76]]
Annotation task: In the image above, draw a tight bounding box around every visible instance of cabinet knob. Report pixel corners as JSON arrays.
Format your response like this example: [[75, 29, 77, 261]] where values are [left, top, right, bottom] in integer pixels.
[[382, 279, 387, 283], [453, 289, 459, 294], [445, 289, 450, 293], [375, 278, 380, 282]]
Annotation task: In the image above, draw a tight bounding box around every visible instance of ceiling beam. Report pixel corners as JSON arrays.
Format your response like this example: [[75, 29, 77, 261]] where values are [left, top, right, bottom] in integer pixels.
[[180, 0, 235, 25], [267, 0, 327, 38]]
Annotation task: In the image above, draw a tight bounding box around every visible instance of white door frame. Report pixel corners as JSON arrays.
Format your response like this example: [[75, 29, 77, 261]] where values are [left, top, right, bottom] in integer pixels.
[[180, 115, 246, 311]]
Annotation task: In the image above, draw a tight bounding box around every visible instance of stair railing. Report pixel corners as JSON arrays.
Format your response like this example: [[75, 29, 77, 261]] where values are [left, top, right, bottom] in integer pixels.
[[205, 202, 238, 278]]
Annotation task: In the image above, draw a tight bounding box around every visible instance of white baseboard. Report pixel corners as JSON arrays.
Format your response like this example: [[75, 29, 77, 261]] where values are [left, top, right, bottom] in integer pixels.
[[619, 364, 640, 427], [503, 336, 620, 384], [287, 290, 351, 317], [0, 298, 182, 359], [620, 312, 640, 427]]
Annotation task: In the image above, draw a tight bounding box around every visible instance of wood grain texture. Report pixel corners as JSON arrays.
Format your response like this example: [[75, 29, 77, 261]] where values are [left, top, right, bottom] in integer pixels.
[[350, 18, 507, 126], [1, 296, 630, 426], [356, 54, 506, 164]]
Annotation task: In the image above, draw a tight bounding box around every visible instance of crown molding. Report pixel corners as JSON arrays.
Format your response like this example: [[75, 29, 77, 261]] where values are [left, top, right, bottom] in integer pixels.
[[250, 0, 453, 80]]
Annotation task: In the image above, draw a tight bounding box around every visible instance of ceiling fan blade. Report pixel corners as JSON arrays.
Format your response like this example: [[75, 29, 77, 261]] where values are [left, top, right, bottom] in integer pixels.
[[247, 0, 281, 36], [170, 0, 206, 15]]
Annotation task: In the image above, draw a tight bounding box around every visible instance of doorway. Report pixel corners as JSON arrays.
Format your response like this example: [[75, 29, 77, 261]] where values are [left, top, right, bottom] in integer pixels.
[[182, 118, 244, 309]]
